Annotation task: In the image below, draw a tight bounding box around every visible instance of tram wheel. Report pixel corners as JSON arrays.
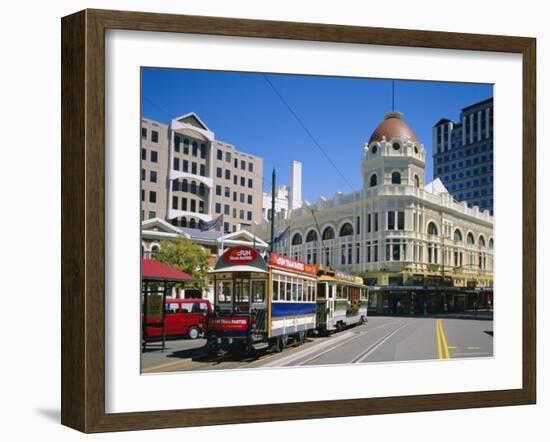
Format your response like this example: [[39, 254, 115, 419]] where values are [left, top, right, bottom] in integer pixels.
[[297, 331, 306, 345], [274, 336, 284, 353]]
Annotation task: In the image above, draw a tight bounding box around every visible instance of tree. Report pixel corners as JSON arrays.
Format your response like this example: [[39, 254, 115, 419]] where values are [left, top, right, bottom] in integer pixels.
[[157, 237, 210, 285]]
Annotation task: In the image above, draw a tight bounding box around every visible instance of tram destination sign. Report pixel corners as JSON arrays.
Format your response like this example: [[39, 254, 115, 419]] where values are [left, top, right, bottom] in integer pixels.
[[223, 246, 258, 265], [269, 252, 317, 276]]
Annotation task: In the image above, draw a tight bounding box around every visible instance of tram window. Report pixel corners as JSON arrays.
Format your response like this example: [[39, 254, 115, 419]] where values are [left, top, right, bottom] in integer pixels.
[[286, 280, 292, 301], [279, 277, 286, 301], [165, 303, 179, 314], [313, 285, 316, 302], [297, 282, 303, 302], [235, 281, 250, 302], [217, 281, 232, 303], [252, 281, 265, 303], [272, 280, 279, 301]]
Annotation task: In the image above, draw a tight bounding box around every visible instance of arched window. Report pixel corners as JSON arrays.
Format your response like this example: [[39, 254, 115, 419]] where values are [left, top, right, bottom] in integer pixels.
[[181, 217, 187, 227], [371, 144, 378, 154], [370, 174, 378, 187], [414, 174, 420, 188], [291, 233, 303, 245], [189, 218, 196, 229], [489, 238, 494, 249], [182, 179, 188, 192], [467, 232, 475, 245], [391, 171, 401, 184], [198, 183, 205, 196], [453, 229, 463, 242], [322, 226, 335, 240], [479, 235, 486, 248], [427, 222, 438, 236], [306, 230, 318, 243], [190, 181, 197, 194], [151, 244, 159, 259], [339, 223, 353, 237]]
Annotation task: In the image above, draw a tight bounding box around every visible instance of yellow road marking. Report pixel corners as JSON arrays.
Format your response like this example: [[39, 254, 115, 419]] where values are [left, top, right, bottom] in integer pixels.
[[436, 319, 451, 360]]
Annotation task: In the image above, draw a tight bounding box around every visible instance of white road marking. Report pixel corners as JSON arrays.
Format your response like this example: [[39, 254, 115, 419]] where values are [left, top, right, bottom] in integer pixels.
[[351, 323, 410, 363]]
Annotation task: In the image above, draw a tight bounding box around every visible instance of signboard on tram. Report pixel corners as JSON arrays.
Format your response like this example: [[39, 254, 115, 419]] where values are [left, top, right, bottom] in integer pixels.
[[269, 253, 317, 276], [223, 246, 258, 265]]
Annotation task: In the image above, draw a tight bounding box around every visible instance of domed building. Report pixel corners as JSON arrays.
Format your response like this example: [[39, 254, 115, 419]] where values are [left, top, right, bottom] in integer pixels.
[[252, 112, 493, 314]]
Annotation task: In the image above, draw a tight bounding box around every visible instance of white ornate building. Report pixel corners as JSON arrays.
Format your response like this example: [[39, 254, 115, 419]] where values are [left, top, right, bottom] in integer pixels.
[[252, 112, 493, 313]]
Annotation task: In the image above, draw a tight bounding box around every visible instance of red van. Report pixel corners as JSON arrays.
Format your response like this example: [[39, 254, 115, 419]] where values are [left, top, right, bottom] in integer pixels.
[[143, 298, 212, 340]]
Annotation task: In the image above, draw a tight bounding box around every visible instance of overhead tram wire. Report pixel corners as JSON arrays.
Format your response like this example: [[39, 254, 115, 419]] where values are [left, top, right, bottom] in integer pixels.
[[262, 74, 357, 194]]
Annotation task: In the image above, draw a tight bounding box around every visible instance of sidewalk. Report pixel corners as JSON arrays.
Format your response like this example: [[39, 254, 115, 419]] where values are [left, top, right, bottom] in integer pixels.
[[434, 309, 493, 320]]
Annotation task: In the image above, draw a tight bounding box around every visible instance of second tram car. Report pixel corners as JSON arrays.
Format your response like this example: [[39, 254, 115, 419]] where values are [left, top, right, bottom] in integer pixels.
[[316, 267, 368, 333]]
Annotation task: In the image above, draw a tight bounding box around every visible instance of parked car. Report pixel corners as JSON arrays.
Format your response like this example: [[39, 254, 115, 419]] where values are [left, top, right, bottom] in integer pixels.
[[143, 298, 212, 340]]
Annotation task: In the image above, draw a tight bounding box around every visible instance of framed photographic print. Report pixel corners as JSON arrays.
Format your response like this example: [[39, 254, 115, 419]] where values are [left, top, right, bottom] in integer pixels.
[[61, 9, 536, 433]]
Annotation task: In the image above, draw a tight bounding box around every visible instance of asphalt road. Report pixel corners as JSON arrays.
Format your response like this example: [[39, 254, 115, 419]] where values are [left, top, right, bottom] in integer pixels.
[[141, 315, 493, 373]]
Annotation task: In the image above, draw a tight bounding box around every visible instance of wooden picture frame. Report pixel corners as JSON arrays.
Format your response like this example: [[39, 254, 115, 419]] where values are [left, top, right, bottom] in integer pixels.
[[61, 8, 536, 433]]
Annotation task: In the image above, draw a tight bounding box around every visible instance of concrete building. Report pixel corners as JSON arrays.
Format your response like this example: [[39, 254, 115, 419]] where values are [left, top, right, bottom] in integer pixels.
[[140, 113, 263, 233], [252, 111, 494, 313], [261, 160, 303, 222], [432, 98, 494, 215]]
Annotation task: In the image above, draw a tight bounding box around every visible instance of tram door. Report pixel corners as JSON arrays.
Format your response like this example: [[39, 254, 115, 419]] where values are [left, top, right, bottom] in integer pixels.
[[327, 283, 335, 321], [234, 276, 251, 313], [250, 279, 267, 335]]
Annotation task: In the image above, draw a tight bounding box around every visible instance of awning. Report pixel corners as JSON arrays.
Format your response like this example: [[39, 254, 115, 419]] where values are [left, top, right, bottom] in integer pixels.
[[210, 265, 268, 274], [142, 259, 199, 282]]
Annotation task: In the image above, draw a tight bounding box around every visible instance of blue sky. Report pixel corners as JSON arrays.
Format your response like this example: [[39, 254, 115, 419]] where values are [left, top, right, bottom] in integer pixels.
[[142, 68, 493, 202]]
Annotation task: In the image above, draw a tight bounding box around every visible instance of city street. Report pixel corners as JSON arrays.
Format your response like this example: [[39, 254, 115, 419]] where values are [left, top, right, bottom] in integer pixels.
[[141, 314, 493, 373]]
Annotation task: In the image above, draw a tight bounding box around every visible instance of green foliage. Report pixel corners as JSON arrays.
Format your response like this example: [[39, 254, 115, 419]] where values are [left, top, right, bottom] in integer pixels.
[[157, 237, 210, 285]]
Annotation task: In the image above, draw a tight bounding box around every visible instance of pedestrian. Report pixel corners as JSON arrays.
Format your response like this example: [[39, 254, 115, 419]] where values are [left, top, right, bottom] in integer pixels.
[[396, 300, 401, 315], [423, 301, 428, 317]]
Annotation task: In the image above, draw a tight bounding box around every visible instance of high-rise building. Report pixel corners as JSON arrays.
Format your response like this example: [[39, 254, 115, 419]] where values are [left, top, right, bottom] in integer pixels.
[[432, 98, 494, 215], [140, 113, 263, 233], [262, 160, 303, 223]]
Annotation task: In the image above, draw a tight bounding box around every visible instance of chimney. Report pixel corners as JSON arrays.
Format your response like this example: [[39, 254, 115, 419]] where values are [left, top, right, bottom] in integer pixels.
[[289, 160, 302, 211]]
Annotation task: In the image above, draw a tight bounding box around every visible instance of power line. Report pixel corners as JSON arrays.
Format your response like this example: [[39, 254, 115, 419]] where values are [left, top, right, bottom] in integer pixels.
[[262, 74, 357, 193]]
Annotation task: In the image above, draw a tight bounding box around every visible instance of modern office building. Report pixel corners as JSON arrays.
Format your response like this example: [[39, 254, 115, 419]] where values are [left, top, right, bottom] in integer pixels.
[[432, 98, 494, 215], [251, 111, 494, 313], [140, 113, 263, 233]]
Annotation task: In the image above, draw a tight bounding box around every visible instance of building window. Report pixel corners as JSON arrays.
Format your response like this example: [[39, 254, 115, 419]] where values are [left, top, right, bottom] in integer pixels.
[[150, 170, 157, 183], [199, 183, 205, 197], [234, 158, 238, 168], [225, 170, 231, 180], [190, 199, 196, 212], [148, 211, 156, 219], [391, 171, 401, 184], [247, 211, 252, 221], [339, 223, 353, 237], [248, 162, 253, 172], [322, 226, 335, 240], [224, 204, 230, 215], [151, 151, 158, 163], [200, 144, 206, 159], [387, 212, 395, 230], [141, 148, 146, 160], [217, 149, 223, 160], [183, 139, 189, 154], [216, 167, 222, 178], [356, 216, 360, 235], [241, 160, 246, 170], [182, 160, 188, 172], [172, 196, 178, 210], [216, 185, 221, 196], [397, 211, 404, 230], [191, 162, 197, 175], [141, 168, 145, 181], [225, 152, 231, 162], [149, 191, 156, 203], [141, 189, 144, 201], [306, 230, 318, 242], [427, 222, 438, 236], [392, 142, 400, 150], [182, 179, 188, 192], [292, 233, 303, 245], [233, 191, 237, 202], [233, 208, 237, 218], [233, 175, 238, 185], [374, 213, 379, 232], [239, 210, 244, 219], [141, 127, 147, 138], [173, 157, 179, 170], [225, 187, 230, 197], [174, 135, 180, 152], [248, 178, 253, 188], [367, 214, 371, 233], [151, 131, 158, 143], [240, 193, 245, 203], [248, 195, 252, 204], [182, 198, 187, 211], [414, 175, 420, 187], [190, 219, 196, 229], [192, 142, 198, 157], [370, 174, 377, 187], [240, 176, 245, 186]]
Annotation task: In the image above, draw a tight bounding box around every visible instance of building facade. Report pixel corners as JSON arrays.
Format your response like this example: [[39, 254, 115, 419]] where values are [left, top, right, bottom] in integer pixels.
[[432, 98, 494, 214], [262, 160, 303, 222], [140, 113, 263, 233], [252, 111, 494, 313]]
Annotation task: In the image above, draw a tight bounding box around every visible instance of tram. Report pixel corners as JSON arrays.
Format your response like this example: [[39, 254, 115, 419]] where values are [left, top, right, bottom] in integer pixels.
[[206, 246, 317, 353], [316, 267, 368, 333]]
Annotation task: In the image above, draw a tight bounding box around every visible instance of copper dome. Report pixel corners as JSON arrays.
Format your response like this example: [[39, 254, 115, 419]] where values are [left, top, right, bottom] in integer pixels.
[[368, 112, 418, 144]]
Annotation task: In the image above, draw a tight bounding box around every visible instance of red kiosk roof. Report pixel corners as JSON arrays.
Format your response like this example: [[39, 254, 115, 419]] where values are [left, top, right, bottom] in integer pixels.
[[142, 259, 198, 282]]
